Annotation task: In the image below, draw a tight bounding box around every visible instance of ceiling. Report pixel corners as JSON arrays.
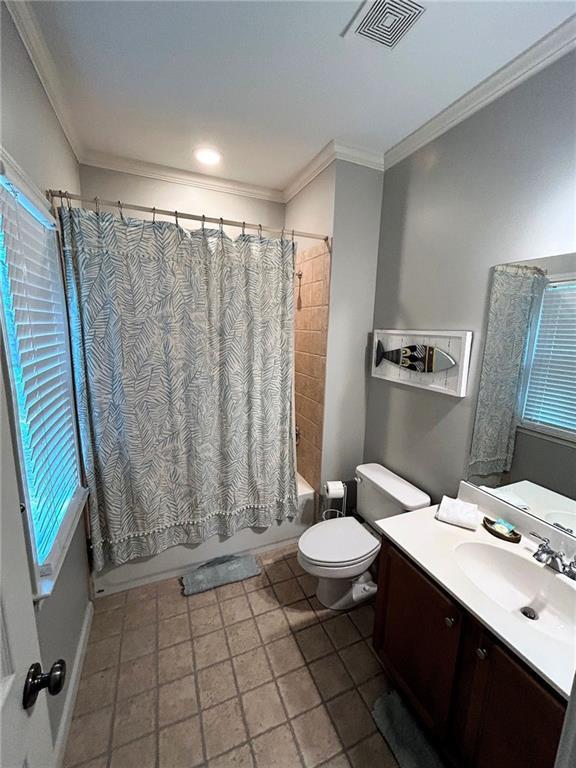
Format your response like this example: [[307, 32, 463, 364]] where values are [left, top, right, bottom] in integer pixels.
[[29, 0, 576, 191]]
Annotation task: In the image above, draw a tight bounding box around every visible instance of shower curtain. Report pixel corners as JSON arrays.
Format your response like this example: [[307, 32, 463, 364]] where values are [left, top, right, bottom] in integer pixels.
[[60, 209, 298, 570], [467, 263, 547, 484]]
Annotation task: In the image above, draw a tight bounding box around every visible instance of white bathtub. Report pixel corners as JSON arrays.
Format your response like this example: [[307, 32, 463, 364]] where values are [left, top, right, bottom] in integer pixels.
[[94, 472, 317, 595]]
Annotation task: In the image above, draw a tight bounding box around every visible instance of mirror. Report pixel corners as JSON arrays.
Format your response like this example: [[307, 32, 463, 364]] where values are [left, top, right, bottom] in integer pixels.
[[467, 252, 576, 536]]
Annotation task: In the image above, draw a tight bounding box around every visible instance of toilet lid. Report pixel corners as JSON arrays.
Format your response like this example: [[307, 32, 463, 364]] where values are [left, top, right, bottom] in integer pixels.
[[298, 517, 380, 566]]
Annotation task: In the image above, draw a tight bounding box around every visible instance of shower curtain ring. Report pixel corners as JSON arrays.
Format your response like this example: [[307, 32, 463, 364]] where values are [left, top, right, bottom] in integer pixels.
[[152, 206, 156, 223], [95, 196, 101, 216], [291, 229, 295, 243], [281, 227, 285, 241], [202, 215, 206, 233], [242, 221, 246, 236], [258, 224, 262, 240], [219, 217, 224, 236], [117, 201, 125, 221], [175, 210, 179, 227], [65, 192, 72, 210]]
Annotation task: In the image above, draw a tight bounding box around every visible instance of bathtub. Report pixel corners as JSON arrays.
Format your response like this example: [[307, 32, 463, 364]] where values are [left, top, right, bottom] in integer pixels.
[[94, 471, 317, 595]]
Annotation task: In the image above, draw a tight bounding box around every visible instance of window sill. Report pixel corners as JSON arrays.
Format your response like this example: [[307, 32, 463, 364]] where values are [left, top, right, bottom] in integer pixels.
[[517, 423, 576, 448], [34, 487, 89, 602]]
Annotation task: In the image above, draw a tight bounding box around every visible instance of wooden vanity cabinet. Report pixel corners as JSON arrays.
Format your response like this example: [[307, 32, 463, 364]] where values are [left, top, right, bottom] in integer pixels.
[[374, 540, 567, 768], [450, 623, 566, 768], [373, 541, 463, 736]]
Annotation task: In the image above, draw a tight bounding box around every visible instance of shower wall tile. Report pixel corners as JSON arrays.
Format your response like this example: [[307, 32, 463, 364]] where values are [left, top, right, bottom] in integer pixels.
[[294, 243, 331, 493], [295, 353, 325, 380], [295, 331, 327, 357], [295, 394, 323, 427]]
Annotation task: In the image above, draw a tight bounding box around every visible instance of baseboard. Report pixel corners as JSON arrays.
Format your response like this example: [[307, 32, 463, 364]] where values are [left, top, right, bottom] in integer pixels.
[[53, 600, 93, 768]]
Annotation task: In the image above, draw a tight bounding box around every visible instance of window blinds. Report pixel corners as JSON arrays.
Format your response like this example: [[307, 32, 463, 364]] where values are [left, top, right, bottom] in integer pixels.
[[0, 182, 81, 573], [523, 280, 576, 435]]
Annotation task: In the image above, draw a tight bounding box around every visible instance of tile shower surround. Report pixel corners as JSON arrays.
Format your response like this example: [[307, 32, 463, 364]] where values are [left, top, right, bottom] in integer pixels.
[[64, 544, 397, 767], [295, 243, 331, 492]]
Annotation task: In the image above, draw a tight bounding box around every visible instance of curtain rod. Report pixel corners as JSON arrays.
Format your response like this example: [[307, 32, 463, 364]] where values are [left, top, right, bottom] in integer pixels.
[[47, 190, 329, 243]]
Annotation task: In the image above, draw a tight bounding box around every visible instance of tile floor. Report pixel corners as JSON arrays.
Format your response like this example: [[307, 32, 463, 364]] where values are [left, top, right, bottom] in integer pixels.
[[64, 544, 398, 768]]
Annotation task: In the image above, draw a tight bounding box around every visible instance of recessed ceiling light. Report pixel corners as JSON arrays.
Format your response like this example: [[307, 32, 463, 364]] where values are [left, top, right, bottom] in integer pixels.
[[195, 147, 221, 166]]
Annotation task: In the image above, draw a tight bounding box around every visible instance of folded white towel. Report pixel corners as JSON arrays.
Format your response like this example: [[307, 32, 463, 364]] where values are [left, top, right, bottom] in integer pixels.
[[435, 496, 480, 531], [479, 486, 530, 511]]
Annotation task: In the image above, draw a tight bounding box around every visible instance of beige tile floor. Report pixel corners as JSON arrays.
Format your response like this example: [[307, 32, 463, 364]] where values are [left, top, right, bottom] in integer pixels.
[[64, 544, 398, 768]]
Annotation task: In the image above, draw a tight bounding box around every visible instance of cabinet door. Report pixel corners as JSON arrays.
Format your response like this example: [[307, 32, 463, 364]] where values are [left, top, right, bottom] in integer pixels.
[[374, 545, 462, 735], [470, 635, 566, 768]]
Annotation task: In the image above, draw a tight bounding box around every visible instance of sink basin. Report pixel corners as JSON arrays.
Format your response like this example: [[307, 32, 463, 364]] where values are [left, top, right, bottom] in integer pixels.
[[455, 542, 576, 646]]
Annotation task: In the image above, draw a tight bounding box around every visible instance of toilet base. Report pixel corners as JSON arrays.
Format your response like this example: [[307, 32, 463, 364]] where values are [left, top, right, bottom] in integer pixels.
[[316, 571, 378, 611]]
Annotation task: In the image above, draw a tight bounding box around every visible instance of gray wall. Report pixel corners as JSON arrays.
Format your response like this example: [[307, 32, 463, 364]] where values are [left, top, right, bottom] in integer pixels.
[[79, 164, 285, 231], [1, 3, 90, 744], [364, 51, 576, 501], [285, 160, 384, 487], [510, 430, 576, 502], [285, 163, 336, 238], [0, 4, 79, 193], [324, 160, 383, 483]]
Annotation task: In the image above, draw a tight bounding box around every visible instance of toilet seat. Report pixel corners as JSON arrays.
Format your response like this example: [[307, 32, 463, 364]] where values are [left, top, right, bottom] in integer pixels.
[[298, 517, 380, 568]]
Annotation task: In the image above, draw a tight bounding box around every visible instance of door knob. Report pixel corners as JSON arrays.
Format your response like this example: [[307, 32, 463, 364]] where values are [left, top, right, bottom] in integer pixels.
[[444, 616, 456, 629], [22, 659, 66, 710], [476, 647, 488, 661]]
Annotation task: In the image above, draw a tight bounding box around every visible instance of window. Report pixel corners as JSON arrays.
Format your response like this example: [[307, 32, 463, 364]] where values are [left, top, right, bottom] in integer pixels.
[[522, 279, 576, 438], [0, 176, 86, 593]]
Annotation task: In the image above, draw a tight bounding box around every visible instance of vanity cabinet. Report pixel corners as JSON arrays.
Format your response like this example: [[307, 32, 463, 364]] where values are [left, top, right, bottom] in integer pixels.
[[374, 540, 567, 768], [373, 543, 463, 736]]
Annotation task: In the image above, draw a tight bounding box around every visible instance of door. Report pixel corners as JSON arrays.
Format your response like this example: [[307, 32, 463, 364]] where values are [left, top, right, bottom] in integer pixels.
[[1, 375, 54, 768], [374, 544, 462, 736], [469, 633, 565, 768]]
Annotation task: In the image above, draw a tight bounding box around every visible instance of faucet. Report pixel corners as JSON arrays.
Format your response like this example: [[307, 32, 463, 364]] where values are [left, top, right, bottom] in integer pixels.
[[530, 532, 576, 580]]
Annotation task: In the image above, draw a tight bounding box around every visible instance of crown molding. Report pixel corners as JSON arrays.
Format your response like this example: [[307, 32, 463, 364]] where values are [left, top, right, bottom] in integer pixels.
[[384, 14, 576, 170], [283, 140, 385, 202], [5, 1, 83, 159], [80, 151, 285, 203]]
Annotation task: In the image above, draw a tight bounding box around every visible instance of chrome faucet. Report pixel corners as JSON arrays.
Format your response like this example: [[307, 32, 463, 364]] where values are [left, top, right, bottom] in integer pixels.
[[530, 532, 576, 580]]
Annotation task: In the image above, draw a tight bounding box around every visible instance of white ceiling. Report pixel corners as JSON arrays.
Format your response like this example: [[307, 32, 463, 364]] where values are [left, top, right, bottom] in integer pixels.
[[30, 0, 575, 190]]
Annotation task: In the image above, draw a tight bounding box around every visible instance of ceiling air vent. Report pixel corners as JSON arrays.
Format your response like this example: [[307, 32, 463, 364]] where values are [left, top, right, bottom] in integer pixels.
[[346, 0, 425, 49]]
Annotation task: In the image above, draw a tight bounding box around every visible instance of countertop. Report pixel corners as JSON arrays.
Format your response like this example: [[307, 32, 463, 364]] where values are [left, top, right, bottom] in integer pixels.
[[375, 507, 576, 699]]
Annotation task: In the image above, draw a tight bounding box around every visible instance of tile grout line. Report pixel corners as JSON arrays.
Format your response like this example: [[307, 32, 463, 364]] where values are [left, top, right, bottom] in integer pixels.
[[248, 553, 309, 768], [184, 587, 209, 768], [104, 590, 127, 768], [213, 591, 257, 766], [154, 588, 160, 768]]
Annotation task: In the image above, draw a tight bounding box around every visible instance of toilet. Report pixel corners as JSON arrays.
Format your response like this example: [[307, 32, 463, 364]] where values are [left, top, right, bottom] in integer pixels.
[[297, 463, 430, 610]]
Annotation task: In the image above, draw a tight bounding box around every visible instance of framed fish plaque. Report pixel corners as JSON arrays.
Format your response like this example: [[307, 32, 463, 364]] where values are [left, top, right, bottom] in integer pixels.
[[371, 330, 473, 397]]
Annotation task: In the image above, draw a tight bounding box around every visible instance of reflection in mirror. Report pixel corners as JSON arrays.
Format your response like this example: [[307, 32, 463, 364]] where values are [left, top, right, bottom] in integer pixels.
[[467, 253, 576, 537]]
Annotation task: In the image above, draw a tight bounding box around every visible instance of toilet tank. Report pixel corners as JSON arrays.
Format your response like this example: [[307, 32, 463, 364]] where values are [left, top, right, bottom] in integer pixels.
[[355, 463, 430, 527]]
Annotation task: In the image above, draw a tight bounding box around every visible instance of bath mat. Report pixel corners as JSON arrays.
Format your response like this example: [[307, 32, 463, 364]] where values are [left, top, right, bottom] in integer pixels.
[[372, 691, 448, 768], [180, 554, 262, 595]]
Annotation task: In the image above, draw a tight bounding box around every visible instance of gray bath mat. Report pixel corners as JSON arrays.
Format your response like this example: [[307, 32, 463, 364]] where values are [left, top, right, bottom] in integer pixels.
[[181, 554, 262, 595], [372, 691, 447, 768]]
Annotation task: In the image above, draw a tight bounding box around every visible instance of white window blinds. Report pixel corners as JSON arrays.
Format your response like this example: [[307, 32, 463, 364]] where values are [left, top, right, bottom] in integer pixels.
[[523, 280, 576, 436], [0, 179, 84, 580]]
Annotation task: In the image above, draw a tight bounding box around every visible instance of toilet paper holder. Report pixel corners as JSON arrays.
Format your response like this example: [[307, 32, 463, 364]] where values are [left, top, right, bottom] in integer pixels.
[[322, 480, 348, 521]]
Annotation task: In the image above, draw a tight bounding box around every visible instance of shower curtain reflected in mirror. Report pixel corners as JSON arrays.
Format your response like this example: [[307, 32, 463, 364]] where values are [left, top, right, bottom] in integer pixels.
[[60, 208, 297, 571]]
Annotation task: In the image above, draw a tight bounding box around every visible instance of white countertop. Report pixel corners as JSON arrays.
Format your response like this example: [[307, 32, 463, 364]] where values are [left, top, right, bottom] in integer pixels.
[[375, 507, 576, 699]]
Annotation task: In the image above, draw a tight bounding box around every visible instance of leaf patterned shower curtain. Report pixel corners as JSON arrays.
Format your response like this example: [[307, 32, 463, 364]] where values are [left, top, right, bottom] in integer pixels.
[[466, 263, 547, 484], [60, 209, 297, 571]]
